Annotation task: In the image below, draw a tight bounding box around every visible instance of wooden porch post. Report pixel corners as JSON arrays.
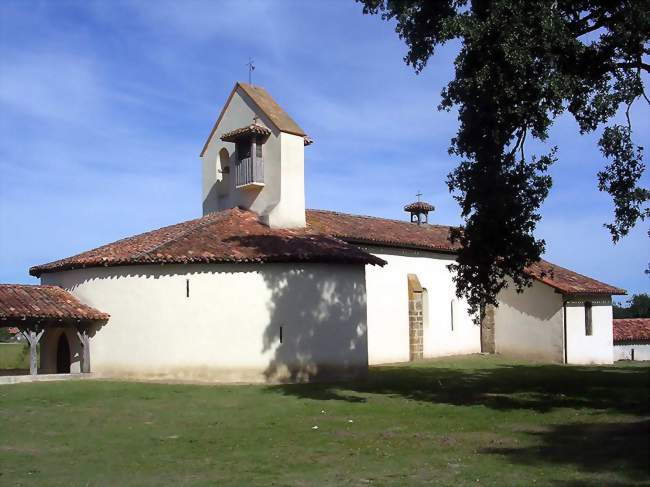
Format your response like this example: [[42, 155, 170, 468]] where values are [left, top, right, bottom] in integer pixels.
[[76, 328, 91, 373], [22, 328, 45, 375]]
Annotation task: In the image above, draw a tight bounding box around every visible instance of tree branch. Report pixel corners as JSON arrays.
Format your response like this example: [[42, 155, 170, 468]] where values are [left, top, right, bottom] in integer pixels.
[[615, 62, 650, 73]]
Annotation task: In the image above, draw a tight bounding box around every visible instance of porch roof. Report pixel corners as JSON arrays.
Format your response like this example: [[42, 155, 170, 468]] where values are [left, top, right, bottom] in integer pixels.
[[0, 284, 109, 326]]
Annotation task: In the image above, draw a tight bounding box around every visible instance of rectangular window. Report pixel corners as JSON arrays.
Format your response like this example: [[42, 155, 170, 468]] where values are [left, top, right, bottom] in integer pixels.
[[186, 279, 190, 298], [279, 325, 283, 344], [585, 301, 592, 336]]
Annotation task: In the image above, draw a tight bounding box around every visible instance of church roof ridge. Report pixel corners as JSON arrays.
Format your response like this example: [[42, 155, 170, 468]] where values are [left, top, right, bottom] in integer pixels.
[[306, 208, 457, 231], [305, 209, 625, 296]]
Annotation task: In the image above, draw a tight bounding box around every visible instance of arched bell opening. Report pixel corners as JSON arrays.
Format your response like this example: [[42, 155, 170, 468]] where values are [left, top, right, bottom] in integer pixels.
[[217, 148, 231, 196]]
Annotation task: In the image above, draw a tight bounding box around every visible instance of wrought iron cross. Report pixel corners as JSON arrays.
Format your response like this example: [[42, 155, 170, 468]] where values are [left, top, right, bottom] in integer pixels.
[[416, 191, 422, 202], [246, 57, 255, 84]]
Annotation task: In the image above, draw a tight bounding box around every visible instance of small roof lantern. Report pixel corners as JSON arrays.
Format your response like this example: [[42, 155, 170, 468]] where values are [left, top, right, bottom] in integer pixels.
[[404, 193, 435, 225]]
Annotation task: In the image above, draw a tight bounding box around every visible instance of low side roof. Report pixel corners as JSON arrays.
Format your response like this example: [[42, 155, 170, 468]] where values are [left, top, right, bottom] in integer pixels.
[[0, 284, 109, 323], [30, 208, 385, 277], [306, 209, 626, 296], [200, 82, 306, 156], [524, 260, 626, 295], [613, 318, 650, 342]]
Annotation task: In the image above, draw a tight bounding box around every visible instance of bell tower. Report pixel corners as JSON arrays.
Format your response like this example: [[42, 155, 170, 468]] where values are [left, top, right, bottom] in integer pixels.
[[200, 82, 312, 228]]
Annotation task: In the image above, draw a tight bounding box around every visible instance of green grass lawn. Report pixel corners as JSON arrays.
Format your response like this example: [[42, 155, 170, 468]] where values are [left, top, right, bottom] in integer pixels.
[[0, 356, 648, 486]]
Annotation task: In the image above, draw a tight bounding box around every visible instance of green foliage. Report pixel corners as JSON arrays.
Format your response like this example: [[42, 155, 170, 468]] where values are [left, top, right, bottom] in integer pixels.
[[0, 343, 30, 369], [614, 293, 650, 318], [0, 327, 11, 342], [358, 0, 650, 315]]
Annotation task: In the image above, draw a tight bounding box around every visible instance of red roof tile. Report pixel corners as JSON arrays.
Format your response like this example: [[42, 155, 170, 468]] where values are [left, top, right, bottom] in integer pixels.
[[306, 209, 625, 296], [613, 318, 650, 342], [524, 260, 626, 295], [30, 208, 385, 277], [306, 209, 460, 253], [0, 284, 109, 322], [403, 201, 435, 213], [221, 121, 271, 142]]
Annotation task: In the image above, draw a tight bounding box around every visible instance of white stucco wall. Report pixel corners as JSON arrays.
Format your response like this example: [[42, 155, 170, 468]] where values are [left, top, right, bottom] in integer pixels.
[[565, 295, 614, 364], [362, 246, 480, 365], [41, 262, 368, 383], [494, 280, 565, 362], [201, 87, 306, 228], [614, 342, 650, 361]]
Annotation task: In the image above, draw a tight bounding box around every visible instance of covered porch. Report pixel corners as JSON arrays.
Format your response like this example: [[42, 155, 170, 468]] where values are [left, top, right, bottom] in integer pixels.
[[0, 284, 109, 377]]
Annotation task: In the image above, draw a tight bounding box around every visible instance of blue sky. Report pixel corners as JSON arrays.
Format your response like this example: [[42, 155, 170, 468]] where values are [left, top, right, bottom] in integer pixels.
[[0, 0, 648, 299]]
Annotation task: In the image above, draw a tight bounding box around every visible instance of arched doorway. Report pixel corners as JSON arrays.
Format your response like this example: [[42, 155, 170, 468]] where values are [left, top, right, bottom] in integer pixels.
[[56, 332, 71, 373]]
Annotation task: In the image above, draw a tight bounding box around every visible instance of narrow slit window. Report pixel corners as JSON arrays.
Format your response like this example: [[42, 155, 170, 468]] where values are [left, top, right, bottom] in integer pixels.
[[279, 326, 283, 344], [584, 301, 592, 336], [450, 299, 455, 331], [186, 279, 190, 298]]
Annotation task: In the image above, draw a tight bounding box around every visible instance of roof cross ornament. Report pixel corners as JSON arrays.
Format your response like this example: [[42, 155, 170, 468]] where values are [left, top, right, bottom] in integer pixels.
[[416, 191, 423, 202], [245, 57, 255, 84]]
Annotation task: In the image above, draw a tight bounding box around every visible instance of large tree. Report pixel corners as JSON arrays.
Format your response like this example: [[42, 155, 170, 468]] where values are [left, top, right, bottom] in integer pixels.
[[358, 0, 649, 316], [614, 293, 650, 317]]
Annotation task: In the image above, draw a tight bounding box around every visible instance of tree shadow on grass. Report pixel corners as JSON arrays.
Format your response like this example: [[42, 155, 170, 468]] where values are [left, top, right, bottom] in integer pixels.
[[270, 361, 650, 415], [267, 360, 650, 483], [482, 419, 650, 484]]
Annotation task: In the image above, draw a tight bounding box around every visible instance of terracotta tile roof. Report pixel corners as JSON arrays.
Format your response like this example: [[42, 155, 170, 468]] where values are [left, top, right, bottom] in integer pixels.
[[613, 318, 650, 342], [220, 121, 271, 142], [524, 260, 626, 295], [404, 201, 435, 213], [30, 208, 385, 277], [0, 284, 109, 322], [306, 209, 460, 253], [306, 209, 626, 296], [28, 206, 624, 297]]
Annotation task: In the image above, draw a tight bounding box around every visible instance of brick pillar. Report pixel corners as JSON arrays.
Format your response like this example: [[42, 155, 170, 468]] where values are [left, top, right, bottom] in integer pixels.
[[407, 274, 424, 361], [481, 304, 496, 353]]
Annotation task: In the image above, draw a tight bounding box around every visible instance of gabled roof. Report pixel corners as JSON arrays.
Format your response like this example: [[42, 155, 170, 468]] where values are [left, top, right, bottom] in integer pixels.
[[200, 82, 307, 156], [613, 318, 650, 342], [30, 208, 385, 277], [238, 82, 306, 137], [305, 209, 626, 296], [0, 284, 109, 323]]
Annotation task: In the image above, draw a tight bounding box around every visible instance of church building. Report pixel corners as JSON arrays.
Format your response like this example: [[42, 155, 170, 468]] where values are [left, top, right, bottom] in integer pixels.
[[0, 82, 626, 382]]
